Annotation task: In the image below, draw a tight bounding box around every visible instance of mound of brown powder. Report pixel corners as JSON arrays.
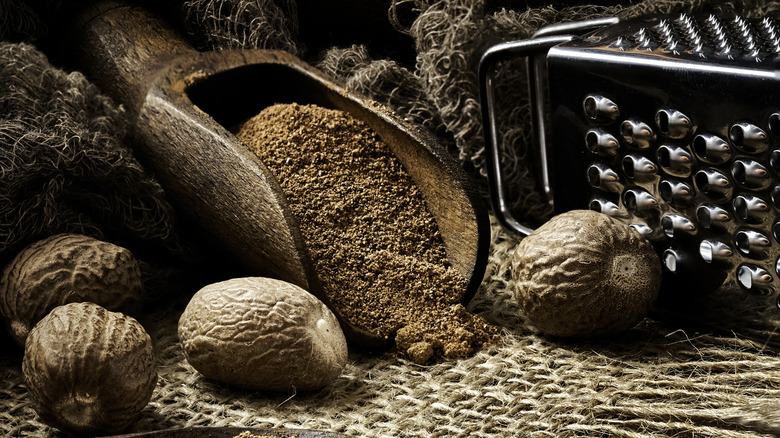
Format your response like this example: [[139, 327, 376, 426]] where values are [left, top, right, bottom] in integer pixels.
[[234, 103, 498, 363]]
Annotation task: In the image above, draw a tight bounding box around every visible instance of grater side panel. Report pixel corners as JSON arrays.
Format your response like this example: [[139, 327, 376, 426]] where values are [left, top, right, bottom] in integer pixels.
[[544, 31, 780, 331]]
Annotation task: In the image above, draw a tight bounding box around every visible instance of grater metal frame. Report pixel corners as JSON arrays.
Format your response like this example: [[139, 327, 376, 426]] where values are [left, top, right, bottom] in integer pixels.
[[480, 17, 620, 235], [480, 13, 780, 334]]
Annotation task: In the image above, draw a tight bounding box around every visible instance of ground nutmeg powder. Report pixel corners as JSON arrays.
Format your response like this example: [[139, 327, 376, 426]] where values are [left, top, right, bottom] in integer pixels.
[[234, 103, 499, 364]]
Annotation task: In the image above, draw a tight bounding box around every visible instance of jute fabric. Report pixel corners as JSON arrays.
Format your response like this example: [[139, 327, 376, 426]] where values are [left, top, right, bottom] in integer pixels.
[[3, 216, 780, 436]]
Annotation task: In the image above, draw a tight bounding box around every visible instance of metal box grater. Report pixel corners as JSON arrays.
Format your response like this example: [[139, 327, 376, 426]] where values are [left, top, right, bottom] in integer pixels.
[[481, 13, 780, 333]]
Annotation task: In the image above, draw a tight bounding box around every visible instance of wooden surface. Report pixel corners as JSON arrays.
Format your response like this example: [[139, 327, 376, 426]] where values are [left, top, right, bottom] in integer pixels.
[[63, 1, 490, 350]]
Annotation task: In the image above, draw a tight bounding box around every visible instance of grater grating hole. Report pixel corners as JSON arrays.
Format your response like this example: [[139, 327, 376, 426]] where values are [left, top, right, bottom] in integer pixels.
[[692, 133, 731, 164], [732, 160, 747, 184], [659, 180, 673, 202], [700, 241, 715, 263], [659, 179, 693, 204], [729, 122, 769, 153], [663, 249, 679, 272], [731, 159, 771, 190], [773, 222, 780, 243], [589, 198, 622, 217], [583, 95, 620, 122], [738, 266, 752, 288], [737, 265, 757, 289], [695, 169, 733, 200], [622, 156, 635, 179], [659, 147, 671, 167], [692, 135, 707, 157], [622, 154, 657, 181], [585, 130, 600, 153], [583, 96, 598, 119], [697, 206, 713, 228], [623, 188, 658, 214], [694, 171, 709, 192], [620, 120, 655, 149], [656, 109, 692, 139], [732, 195, 769, 224], [630, 223, 653, 236], [696, 204, 731, 230], [769, 150, 780, 173], [657, 110, 671, 133], [737, 264, 773, 291], [587, 165, 601, 187], [735, 196, 749, 219], [657, 145, 693, 177], [624, 190, 637, 212], [661, 215, 674, 237], [699, 239, 734, 264], [736, 232, 752, 255], [730, 123, 745, 145], [585, 129, 620, 156], [661, 214, 695, 238], [772, 186, 780, 209], [735, 230, 771, 258], [769, 113, 780, 137]]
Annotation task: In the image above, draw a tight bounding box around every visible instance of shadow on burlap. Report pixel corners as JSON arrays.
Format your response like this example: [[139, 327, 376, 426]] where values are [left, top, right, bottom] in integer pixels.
[[3, 0, 780, 436]]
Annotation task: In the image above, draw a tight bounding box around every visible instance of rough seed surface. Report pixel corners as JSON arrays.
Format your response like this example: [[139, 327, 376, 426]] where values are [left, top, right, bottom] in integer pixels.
[[178, 277, 348, 392], [234, 103, 498, 363], [512, 210, 662, 337], [22, 302, 156, 435], [0, 233, 143, 347]]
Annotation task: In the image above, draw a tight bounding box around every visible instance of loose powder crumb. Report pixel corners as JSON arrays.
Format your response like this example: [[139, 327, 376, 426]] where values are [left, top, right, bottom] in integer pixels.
[[234, 103, 499, 363]]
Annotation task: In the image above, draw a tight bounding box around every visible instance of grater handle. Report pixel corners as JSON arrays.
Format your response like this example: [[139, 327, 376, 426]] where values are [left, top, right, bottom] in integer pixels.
[[479, 17, 619, 236]]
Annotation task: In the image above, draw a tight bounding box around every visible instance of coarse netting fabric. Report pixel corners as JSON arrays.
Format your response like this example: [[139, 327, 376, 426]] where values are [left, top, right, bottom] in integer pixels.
[[179, 0, 300, 53], [0, 41, 178, 267]]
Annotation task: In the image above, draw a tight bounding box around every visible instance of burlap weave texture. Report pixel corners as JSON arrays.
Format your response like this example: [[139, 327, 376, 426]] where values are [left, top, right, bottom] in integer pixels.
[[4, 218, 780, 437]]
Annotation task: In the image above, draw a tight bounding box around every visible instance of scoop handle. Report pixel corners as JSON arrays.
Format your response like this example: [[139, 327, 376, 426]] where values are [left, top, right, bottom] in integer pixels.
[[66, 1, 197, 118]]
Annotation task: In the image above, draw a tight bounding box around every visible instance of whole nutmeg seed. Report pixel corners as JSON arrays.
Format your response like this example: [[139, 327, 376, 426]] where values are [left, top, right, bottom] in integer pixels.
[[512, 210, 661, 337], [0, 233, 143, 347], [23, 302, 157, 435], [178, 277, 348, 392]]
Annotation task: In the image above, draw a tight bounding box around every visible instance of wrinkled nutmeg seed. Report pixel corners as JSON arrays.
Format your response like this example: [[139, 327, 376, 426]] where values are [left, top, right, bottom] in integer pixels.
[[511, 210, 662, 337], [0, 233, 143, 346], [178, 277, 348, 392], [23, 302, 157, 435]]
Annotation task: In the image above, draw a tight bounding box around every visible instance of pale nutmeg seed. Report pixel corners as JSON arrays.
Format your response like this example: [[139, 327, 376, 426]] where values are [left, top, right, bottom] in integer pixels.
[[511, 210, 662, 337], [178, 277, 348, 392], [0, 233, 143, 346], [23, 302, 157, 435]]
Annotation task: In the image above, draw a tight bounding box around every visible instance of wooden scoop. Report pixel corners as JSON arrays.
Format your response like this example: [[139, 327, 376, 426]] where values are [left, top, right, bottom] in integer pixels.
[[63, 1, 490, 349]]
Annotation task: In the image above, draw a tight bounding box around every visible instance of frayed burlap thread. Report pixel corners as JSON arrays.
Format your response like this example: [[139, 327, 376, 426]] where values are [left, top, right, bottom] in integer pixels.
[[0, 0, 47, 41], [0, 42, 177, 265], [180, 0, 301, 54], [317, 45, 451, 147]]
